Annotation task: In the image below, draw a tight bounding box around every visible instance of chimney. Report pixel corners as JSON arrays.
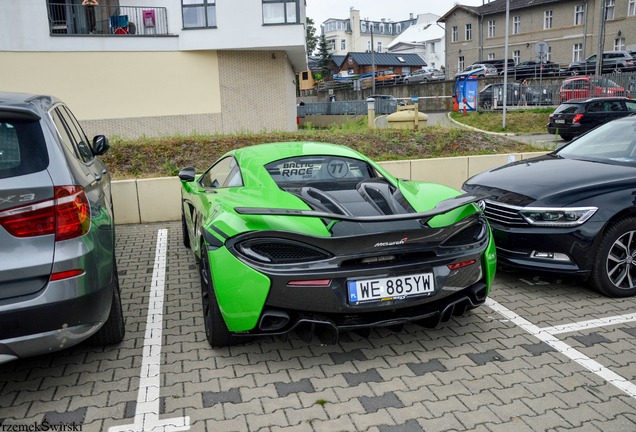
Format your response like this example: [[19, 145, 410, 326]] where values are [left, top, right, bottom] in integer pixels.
[[410, 13, 414, 19]]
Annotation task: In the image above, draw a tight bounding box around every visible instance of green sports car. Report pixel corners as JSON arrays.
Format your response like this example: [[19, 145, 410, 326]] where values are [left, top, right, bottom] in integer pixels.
[[179, 142, 496, 347]]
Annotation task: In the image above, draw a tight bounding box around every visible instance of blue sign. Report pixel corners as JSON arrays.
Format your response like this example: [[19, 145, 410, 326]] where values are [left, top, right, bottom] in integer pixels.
[[348, 281, 358, 302], [410, 95, 419, 103]]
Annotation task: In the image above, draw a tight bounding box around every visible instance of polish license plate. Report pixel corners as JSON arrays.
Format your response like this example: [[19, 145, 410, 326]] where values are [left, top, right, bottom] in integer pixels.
[[554, 119, 565, 124], [348, 273, 434, 304]]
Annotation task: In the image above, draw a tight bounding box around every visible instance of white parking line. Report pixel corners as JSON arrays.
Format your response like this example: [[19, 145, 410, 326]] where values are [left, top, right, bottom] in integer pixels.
[[541, 312, 636, 335], [109, 229, 190, 432], [486, 298, 636, 399]]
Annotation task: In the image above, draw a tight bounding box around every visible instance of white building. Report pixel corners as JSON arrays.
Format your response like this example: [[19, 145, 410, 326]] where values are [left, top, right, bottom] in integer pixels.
[[0, 0, 308, 138], [387, 13, 445, 69], [321, 9, 417, 56]]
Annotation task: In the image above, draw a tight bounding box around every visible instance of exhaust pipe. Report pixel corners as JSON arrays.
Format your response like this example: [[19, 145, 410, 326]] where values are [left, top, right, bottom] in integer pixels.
[[258, 310, 290, 332]]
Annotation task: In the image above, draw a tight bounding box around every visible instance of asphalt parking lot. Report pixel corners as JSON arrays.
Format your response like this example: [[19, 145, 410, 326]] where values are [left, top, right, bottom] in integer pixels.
[[2, 221, 636, 432]]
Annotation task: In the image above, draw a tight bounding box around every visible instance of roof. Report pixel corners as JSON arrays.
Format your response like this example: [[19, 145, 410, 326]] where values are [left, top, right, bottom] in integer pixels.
[[565, 97, 631, 104], [438, 0, 565, 22], [330, 55, 347, 68], [347, 52, 427, 67], [387, 14, 444, 50]]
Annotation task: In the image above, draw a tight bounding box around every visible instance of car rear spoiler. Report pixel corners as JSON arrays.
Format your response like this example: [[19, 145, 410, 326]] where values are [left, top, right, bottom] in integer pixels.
[[235, 193, 485, 224]]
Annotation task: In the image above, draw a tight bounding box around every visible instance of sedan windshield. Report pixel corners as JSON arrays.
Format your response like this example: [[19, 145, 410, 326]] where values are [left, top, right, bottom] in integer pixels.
[[557, 119, 636, 164]]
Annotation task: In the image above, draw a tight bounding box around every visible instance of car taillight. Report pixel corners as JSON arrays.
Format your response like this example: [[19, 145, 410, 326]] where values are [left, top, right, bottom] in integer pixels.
[[0, 186, 90, 241], [573, 114, 584, 123]]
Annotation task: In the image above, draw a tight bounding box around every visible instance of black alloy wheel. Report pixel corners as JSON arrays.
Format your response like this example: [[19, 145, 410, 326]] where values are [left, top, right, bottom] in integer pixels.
[[591, 217, 636, 297], [482, 100, 492, 110], [200, 249, 234, 347]]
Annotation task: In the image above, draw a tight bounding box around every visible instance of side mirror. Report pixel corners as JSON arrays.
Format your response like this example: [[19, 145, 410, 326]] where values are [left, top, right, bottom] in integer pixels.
[[92, 135, 110, 155], [179, 166, 196, 182]]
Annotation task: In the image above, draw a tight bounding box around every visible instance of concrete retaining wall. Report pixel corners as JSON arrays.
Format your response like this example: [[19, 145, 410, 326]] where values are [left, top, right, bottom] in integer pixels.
[[111, 151, 549, 224]]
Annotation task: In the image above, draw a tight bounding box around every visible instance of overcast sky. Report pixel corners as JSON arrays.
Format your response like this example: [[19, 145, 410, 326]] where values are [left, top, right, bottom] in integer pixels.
[[306, 0, 487, 28]]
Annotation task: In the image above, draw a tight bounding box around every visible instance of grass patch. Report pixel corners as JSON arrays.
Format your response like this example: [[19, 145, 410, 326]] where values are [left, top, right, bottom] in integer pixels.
[[315, 399, 328, 406], [101, 128, 543, 180], [450, 108, 555, 133]]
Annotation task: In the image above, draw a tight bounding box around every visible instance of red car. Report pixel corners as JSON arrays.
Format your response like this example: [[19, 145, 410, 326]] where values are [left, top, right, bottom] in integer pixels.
[[560, 76, 629, 103]]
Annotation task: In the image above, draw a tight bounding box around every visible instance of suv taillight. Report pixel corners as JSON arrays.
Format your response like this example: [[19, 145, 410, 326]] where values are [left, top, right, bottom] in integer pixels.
[[0, 186, 90, 241], [573, 114, 584, 124]]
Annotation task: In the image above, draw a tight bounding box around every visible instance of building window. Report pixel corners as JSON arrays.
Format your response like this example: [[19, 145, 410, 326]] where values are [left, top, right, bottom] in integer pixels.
[[327, 40, 335, 51], [396, 23, 402, 33], [377, 41, 382, 52], [575, 5, 585, 25], [367, 40, 371, 51], [379, 23, 384, 34], [262, 0, 299, 24], [544, 11, 552, 30], [182, 0, 216, 29], [630, 0, 636, 16], [430, 42, 435, 53], [615, 37, 625, 51], [452, 26, 458, 42], [513, 16, 520, 34], [341, 39, 346, 50], [458, 56, 465, 71], [573, 43, 583, 61], [488, 53, 495, 60], [547, 46, 552, 62], [605, 0, 615, 20], [402, 66, 411, 74], [465, 23, 472, 40], [513, 50, 520, 65], [361, 21, 367, 32], [488, 20, 495, 37]]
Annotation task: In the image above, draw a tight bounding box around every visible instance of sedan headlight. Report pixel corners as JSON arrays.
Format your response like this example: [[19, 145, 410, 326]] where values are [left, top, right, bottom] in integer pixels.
[[519, 207, 597, 227]]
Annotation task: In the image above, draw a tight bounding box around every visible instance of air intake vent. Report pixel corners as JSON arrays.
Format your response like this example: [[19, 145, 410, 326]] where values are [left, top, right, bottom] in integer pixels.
[[307, 189, 345, 215], [237, 240, 332, 264], [443, 223, 485, 246], [483, 201, 528, 226], [365, 187, 393, 215]]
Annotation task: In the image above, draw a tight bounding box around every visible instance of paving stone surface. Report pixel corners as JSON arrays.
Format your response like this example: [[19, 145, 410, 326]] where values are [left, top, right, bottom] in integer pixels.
[[0, 221, 636, 431]]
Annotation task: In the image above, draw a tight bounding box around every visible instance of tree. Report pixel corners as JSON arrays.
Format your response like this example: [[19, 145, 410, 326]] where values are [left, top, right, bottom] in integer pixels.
[[306, 17, 318, 55], [316, 34, 331, 80]]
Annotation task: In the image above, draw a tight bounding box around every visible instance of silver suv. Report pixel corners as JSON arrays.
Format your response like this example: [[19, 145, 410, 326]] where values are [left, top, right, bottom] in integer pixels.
[[567, 51, 636, 75], [0, 92, 124, 363]]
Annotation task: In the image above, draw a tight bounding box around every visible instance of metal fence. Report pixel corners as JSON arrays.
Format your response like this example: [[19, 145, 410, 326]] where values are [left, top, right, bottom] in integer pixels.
[[298, 100, 397, 117], [47, 2, 168, 35], [479, 71, 636, 109]]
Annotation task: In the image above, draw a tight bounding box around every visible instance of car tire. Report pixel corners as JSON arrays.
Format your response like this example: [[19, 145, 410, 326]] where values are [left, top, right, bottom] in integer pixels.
[[614, 66, 623, 74], [482, 100, 492, 110], [560, 134, 574, 141], [570, 69, 580, 76], [88, 262, 125, 346], [590, 217, 636, 297], [404, 79, 410, 84], [181, 205, 190, 248], [422, 77, 428, 83], [200, 249, 235, 347]]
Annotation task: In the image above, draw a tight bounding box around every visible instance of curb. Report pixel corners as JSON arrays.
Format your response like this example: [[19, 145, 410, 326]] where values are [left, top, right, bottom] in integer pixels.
[[446, 112, 518, 136]]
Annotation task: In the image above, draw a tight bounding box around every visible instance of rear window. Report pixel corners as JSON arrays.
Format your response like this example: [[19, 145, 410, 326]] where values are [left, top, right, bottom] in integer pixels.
[[554, 103, 581, 114], [265, 156, 376, 186], [590, 78, 620, 87], [0, 116, 48, 179]]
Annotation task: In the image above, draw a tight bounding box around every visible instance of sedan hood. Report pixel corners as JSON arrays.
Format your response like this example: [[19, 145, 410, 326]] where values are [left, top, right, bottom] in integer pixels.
[[466, 154, 636, 206]]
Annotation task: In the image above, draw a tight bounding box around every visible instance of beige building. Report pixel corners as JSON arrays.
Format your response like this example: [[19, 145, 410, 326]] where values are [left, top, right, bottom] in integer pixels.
[[439, 0, 636, 75], [0, 0, 308, 139]]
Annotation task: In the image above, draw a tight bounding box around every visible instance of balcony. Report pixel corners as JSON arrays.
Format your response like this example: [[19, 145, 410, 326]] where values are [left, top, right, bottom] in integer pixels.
[[46, 2, 168, 36]]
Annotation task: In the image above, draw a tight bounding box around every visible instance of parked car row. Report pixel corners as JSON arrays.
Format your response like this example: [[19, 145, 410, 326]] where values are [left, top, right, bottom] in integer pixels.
[[478, 82, 553, 109]]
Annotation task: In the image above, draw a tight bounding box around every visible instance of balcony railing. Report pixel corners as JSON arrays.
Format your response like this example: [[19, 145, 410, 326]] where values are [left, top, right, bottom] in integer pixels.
[[46, 2, 168, 36]]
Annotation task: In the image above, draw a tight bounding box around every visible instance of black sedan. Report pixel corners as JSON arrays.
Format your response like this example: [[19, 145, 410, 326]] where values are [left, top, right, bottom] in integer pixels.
[[479, 83, 552, 109], [547, 97, 636, 141], [500, 61, 561, 79], [463, 116, 636, 297]]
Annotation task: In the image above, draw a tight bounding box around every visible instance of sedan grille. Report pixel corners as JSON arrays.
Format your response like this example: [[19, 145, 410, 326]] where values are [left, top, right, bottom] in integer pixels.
[[483, 201, 528, 227]]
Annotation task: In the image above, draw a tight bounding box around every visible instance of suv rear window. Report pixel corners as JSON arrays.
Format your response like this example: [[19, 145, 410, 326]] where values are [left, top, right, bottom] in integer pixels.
[[0, 114, 48, 179], [554, 103, 580, 114]]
